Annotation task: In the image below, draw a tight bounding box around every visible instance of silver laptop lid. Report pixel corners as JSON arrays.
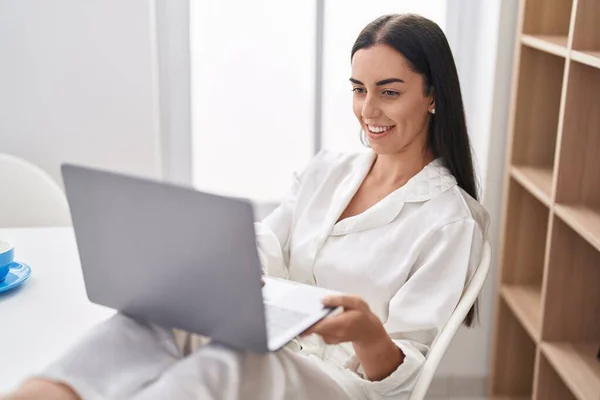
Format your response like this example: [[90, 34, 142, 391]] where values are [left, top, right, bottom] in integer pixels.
[[61, 164, 269, 352]]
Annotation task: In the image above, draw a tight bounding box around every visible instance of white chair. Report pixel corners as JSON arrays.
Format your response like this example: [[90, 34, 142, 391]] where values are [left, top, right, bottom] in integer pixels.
[[408, 240, 492, 400], [0, 153, 71, 228]]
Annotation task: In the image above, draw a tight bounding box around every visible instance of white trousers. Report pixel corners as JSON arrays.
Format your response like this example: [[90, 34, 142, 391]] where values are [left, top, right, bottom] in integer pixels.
[[41, 314, 363, 400]]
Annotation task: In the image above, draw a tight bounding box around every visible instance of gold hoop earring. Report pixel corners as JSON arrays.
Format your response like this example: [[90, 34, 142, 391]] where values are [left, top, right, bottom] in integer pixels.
[[359, 128, 370, 148]]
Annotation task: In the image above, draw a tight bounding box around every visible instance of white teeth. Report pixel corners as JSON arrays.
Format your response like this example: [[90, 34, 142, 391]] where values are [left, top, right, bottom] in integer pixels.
[[368, 125, 393, 134]]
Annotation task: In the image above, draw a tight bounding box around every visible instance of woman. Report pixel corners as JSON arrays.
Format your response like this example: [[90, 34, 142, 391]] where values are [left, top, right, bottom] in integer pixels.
[[9, 13, 488, 400]]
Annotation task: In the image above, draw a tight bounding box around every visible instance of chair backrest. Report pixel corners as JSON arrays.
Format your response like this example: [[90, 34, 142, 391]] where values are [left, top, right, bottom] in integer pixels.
[[0, 153, 71, 228], [408, 240, 492, 400]]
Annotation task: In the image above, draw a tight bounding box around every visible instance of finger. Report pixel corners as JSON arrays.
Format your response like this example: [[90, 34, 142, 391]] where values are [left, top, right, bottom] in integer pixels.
[[300, 312, 347, 337], [299, 319, 326, 337], [304, 312, 355, 338], [322, 295, 368, 311], [299, 327, 313, 337]]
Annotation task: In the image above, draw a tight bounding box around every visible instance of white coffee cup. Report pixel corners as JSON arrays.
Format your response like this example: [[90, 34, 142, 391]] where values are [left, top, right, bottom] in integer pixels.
[[0, 240, 15, 282]]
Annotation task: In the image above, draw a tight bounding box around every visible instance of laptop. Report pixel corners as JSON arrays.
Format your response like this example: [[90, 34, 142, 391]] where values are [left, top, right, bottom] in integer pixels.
[[61, 164, 340, 353]]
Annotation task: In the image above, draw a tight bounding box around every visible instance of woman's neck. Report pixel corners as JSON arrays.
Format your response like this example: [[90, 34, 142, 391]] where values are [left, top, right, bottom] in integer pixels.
[[368, 147, 435, 188]]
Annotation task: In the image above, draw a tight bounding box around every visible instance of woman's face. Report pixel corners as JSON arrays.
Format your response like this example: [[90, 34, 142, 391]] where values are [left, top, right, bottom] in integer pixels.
[[351, 44, 434, 155]]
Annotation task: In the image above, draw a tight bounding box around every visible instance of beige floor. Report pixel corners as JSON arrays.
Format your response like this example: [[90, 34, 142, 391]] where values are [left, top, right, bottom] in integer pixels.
[[427, 398, 487, 400]]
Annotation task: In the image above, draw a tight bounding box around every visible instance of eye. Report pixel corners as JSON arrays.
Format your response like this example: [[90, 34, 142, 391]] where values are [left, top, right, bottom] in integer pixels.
[[352, 87, 366, 94], [383, 90, 400, 97]]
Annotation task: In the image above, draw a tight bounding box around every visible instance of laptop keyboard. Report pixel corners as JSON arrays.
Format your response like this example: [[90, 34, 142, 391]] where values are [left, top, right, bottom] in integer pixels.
[[264, 303, 309, 340]]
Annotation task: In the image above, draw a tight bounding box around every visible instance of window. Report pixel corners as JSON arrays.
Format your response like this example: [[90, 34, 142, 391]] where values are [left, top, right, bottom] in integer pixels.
[[190, 0, 316, 203], [190, 0, 447, 203]]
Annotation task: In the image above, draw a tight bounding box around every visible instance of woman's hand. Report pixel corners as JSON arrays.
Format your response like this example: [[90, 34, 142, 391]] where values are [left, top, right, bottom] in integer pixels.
[[4, 378, 80, 400], [301, 295, 405, 381], [300, 295, 387, 346]]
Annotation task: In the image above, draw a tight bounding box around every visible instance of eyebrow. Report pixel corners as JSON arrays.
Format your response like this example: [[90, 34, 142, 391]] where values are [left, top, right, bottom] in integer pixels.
[[349, 77, 405, 86]]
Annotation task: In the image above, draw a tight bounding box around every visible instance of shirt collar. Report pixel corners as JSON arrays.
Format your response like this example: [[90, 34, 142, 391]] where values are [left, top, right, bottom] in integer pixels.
[[400, 157, 457, 202], [330, 151, 457, 236], [355, 150, 457, 202]]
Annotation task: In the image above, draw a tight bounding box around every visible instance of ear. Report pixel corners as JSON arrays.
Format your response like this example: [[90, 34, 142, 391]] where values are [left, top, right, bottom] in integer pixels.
[[429, 95, 436, 115], [427, 86, 435, 114]]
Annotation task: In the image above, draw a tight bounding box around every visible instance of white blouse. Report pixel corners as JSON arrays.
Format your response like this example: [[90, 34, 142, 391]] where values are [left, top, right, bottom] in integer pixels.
[[255, 149, 489, 399]]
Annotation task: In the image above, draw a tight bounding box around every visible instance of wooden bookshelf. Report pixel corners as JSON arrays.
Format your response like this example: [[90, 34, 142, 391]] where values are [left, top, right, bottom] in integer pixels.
[[554, 205, 600, 252], [571, 50, 600, 69], [491, 301, 537, 398], [536, 352, 579, 400], [489, 1, 600, 399], [542, 343, 600, 400], [501, 285, 542, 341], [521, 34, 569, 57], [510, 165, 553, 206]]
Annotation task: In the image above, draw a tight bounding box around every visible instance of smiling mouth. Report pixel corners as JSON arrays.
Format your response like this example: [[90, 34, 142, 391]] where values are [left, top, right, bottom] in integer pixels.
[[366, 124, 395, 135]]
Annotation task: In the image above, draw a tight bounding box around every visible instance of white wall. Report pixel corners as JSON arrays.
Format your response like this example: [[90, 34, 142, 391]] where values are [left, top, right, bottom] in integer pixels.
[[190, 0, 316, 203], [0, 0, 163, 185]]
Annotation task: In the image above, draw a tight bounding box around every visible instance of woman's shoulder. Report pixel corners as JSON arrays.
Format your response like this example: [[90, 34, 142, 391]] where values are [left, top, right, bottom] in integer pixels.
[[431, 186, 490, 238]]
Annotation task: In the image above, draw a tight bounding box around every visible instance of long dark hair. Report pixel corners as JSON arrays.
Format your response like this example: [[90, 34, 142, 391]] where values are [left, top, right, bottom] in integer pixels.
[[352, 14, 479, 327]]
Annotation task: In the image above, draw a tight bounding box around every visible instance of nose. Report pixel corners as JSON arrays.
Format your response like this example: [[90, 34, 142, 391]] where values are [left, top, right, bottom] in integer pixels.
[[361, 95, 381, 120]]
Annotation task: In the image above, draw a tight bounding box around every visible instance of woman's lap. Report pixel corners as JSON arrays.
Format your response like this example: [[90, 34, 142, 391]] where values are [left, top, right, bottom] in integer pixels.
[[41, 314, 181, 400], [131, 342, 355, 400], [40, 314, 360, 400]]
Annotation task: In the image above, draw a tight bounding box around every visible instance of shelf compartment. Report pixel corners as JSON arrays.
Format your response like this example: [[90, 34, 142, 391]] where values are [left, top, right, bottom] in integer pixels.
[[522, 0, 574, 38], [542, 217, 600, 342], [554, 61, 600, 252], [572, 0, 600, 62], [571, 50, 600, 70], [511, 46, 565, 169], [555, 205, 600, 252], [501, 179, 550, 287], [490, 301, 537, 398], [535, 351, 578, 400], [501, 285, 542, 341], [521, 34, 568, 57], [510, 165, 553, 206], [541, 342, 600, 400]]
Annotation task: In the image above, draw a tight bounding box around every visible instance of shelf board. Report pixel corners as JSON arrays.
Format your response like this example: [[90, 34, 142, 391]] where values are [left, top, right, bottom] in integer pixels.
[[489, 397, 530, 400], [554, 204, 600, 252], [571, 50, 600, 70], [501, 285, 542, 341], [511, 165, 553, 206], [521, 34, 568, 57], [541, 342, 600, 400]]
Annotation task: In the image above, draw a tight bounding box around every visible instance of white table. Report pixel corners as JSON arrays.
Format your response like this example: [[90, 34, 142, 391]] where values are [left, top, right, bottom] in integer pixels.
[[0, 227, 114, 393]]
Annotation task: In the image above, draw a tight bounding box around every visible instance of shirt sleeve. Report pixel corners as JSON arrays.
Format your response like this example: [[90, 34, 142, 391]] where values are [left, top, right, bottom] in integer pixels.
[[343, 218, 485, 399], [254, 170, 302, 279], [254, 149, 333, 278]]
